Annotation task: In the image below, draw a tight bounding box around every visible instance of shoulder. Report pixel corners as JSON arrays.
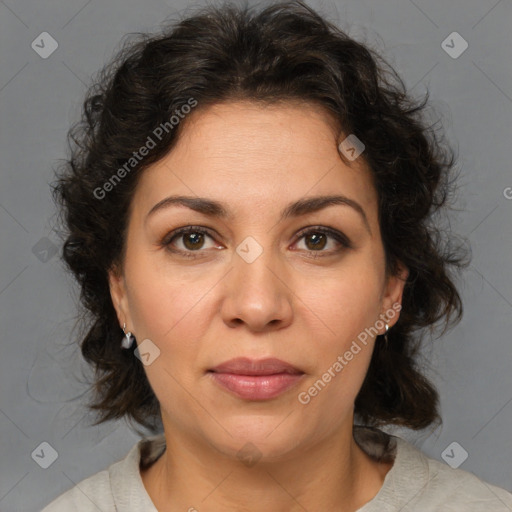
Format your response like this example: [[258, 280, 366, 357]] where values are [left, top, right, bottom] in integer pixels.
[[355, 426, 512, 512], [387, 436, 512, 511], [40, 468, 113, 512], [417, 449, 512, 511], [41, 435, 164, 512]]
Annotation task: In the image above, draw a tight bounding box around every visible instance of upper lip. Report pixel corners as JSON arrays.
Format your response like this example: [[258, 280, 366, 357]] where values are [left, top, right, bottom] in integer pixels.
[[209, 357, 304, 375]]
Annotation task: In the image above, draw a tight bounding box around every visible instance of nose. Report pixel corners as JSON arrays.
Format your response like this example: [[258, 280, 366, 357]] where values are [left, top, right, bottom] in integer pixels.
[[220, 244, 294, 333]]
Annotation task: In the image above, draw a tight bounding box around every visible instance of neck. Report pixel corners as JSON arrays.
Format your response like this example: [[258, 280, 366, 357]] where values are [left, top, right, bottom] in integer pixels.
[[141, 423, 392, 512]]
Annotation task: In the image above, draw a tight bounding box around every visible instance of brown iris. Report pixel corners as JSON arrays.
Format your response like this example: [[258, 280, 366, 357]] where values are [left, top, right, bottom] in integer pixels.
[[183, 232, 205, 250], [304, 232, 327, 251]]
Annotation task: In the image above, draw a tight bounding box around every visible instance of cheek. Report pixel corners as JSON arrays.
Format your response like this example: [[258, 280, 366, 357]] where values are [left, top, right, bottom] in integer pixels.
[[126, 238, 217, 325], [296, 280, 379, 427], [297, 348, 372, 441], [125, 265, 214, 409], [294, 267, 382, 404], [125, 256, 216, 361], [300, 266, 383, 345]]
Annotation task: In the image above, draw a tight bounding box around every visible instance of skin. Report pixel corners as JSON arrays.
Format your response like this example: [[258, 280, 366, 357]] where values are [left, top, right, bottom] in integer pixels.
[[109, 100, 408, 512]]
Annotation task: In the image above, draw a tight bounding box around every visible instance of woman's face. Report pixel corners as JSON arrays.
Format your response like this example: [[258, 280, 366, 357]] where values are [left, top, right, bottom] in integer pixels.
[[109, 100, 406, 460]]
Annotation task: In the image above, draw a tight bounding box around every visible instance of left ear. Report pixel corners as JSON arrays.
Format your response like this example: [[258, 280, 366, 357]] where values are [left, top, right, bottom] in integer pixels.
[[380, 261, 408, 329]]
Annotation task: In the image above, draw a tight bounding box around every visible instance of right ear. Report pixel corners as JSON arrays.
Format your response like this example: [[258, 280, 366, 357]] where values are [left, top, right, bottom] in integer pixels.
[[108, 264, 132, 330]]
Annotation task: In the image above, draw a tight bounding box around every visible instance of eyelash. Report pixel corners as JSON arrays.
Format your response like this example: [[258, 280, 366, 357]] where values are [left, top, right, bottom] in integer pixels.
[[160, 225, 352, 259]]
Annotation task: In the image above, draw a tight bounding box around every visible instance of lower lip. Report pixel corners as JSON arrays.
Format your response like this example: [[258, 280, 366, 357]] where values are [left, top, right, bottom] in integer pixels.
[[208, 372, 304, 400]]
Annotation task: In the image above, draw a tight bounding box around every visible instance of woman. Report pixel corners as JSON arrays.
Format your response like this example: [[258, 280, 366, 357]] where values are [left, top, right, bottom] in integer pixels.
[[42, 1, 512, 511]]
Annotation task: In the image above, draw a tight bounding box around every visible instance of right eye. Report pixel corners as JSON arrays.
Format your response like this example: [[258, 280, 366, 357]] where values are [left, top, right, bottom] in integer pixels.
[[160, 226, 223, 258]]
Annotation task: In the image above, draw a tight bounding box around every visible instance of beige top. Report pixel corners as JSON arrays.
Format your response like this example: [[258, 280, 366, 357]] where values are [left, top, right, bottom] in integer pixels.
[[42, 426, 512, 511]]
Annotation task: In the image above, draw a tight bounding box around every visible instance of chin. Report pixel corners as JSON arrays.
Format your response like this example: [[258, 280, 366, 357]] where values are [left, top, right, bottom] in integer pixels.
[[205, 417, 307, 463]]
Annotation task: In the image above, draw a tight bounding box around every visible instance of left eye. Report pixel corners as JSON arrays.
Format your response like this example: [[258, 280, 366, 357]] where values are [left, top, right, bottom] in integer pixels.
[[294, 227, 349, 252]]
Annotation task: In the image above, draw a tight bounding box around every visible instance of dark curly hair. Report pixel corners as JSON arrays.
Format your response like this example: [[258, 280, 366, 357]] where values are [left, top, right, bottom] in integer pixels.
[[52, 0, 469, 435]]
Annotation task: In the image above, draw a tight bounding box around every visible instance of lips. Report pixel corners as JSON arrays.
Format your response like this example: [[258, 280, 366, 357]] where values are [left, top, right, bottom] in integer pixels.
[[207, 357, 305, 400], [208, 357, 303, 376]]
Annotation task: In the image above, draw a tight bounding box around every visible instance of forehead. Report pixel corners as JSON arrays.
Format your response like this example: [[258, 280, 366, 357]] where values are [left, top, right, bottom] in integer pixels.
[[133, 101, 378, 225]]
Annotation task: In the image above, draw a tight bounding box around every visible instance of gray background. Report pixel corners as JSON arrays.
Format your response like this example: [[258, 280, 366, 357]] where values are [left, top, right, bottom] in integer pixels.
[[0, 0, 511, 510]]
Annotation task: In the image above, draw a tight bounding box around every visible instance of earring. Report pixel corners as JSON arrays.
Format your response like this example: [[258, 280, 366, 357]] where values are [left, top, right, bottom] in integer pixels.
[[121, 322, 135, 349], [383, 323, 389, 347]]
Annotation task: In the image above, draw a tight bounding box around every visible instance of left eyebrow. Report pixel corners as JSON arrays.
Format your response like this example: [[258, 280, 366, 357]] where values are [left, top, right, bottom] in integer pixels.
[[145, 194, 372, 235], [280, 195, 371, 234]]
